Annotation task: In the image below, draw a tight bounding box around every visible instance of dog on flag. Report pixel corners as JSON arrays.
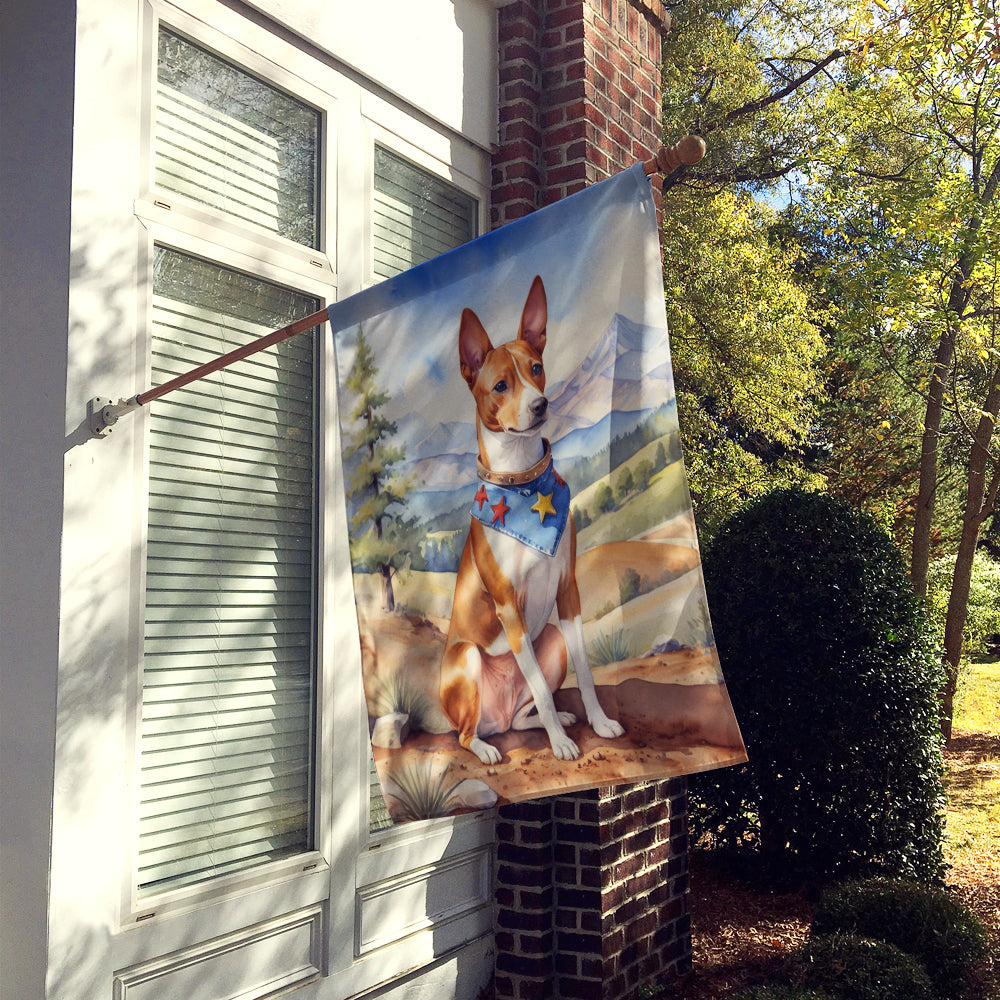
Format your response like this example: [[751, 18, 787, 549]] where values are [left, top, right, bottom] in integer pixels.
[[439, 276, 625, 765]]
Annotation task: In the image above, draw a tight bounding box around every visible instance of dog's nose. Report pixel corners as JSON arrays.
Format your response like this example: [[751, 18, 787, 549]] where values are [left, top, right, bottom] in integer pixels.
[[530, 397, 548, 418]]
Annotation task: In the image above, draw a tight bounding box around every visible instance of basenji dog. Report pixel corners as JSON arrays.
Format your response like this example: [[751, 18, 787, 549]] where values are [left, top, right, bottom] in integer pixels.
[[439, 275, 625, 765]]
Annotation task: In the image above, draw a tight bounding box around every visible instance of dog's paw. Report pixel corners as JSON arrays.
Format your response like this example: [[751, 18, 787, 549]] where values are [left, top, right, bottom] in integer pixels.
[[470, 737, 502, 765], [557, 711, 577, 727], [550, 732, 580, 760], [592, 716, 625, 739]]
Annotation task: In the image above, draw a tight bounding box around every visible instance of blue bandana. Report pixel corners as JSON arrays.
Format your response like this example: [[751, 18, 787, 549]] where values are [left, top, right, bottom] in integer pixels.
[[471, 459, 571, 556]]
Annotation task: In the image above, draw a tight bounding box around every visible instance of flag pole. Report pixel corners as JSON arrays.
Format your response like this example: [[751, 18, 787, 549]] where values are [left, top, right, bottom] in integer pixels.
[[642, 134, 706, 177], [88, 135, 705, 438], [87, 307, 329, 437]]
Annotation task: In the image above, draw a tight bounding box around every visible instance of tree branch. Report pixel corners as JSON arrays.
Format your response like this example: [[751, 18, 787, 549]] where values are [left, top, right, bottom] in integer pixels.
[[703, 49, 848, 133]]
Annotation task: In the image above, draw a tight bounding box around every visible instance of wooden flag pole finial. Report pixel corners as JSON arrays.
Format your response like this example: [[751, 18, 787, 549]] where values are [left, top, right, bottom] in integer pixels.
[[643, 135, 706, 177]]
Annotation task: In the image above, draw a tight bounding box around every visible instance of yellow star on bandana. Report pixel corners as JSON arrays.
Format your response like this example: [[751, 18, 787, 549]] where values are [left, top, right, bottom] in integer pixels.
[[531, 491, 557, 524]]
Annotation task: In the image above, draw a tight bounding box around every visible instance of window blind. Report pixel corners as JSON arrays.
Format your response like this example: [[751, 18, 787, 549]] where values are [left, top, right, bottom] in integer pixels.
[[138, 248, 319, 895], [156, 27, 320, 248], [372, 146, 477, 280], [368, 149, 478, 831]]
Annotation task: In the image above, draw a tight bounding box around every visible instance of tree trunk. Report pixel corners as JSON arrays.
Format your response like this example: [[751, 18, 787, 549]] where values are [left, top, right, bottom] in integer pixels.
[[910, 328, 955, 597], [940, 376, 1000, 740], [911, 159, 1000, 594], [381, 564, 396, 614]]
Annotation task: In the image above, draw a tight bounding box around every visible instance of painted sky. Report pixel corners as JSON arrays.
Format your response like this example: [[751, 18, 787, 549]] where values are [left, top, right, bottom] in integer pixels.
[[328, 164, 669, 428]]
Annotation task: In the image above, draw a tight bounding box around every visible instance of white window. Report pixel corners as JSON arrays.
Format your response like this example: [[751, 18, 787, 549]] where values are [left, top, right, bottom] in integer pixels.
[[366, 147, 478, 832], [155, 27, 321, 247], [136, 23, 326, 900], [140, 246, 320, 895], [115, 4, 494, 994], [372, 145, 478, 279]]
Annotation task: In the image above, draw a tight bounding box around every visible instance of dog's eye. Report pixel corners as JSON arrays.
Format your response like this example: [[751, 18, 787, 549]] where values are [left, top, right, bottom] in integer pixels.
[[531, 363, 543, 377], [493, 380, 508, 393]]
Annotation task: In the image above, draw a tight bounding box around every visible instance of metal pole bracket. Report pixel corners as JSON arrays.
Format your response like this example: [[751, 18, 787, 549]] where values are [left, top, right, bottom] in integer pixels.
[[88, 396, 140, 438]]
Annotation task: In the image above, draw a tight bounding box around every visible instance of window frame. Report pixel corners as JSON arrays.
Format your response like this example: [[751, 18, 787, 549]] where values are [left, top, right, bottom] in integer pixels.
[[115, 0, 497, 989], [124, 0, 339, 927]]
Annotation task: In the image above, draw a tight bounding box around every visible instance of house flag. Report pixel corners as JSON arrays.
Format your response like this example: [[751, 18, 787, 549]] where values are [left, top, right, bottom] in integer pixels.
[[329, 164, 746, 823]]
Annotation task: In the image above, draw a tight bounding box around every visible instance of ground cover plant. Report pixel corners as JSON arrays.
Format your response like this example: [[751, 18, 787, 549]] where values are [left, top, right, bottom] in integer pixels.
[[662, 658, 1000, 1000], [810, 878, 987, 998], [789, 932, 935, 1000]]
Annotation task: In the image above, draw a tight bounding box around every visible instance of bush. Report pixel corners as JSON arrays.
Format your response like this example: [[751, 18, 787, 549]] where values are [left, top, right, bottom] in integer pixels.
[[692, 489, 946, 882], [811, 878, 988, 999], [927, 550, 1000, 659], [792, 933, 934, 1000], [732, 987, 837, 1000]]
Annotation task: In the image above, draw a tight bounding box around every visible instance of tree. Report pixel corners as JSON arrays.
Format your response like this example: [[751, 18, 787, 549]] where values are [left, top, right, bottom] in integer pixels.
[[634, 458, 655, 492], [595, 482, 615, 515], [663, 187, 827, 535], [658, 1, 845, 536], [661, 0, 853, 196], [801, 0, 1000, 735], [343, 326, 413, 612], [615, 467, 634, 501]]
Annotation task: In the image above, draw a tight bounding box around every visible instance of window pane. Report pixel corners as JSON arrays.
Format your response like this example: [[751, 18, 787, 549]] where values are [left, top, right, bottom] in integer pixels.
[[139, 247, 318, 895], [156, 28, 320, 248], [372, 146, 477, 279], [368, 150, 478, 832]]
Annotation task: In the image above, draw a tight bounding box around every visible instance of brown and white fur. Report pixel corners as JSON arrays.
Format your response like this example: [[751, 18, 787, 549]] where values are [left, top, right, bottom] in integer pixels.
[[439, 276, 625, 765]]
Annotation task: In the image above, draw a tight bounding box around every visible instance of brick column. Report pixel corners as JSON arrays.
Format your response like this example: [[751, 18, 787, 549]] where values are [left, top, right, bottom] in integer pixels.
[[492, 0, 668, 227], [491, 7, 691, 998]]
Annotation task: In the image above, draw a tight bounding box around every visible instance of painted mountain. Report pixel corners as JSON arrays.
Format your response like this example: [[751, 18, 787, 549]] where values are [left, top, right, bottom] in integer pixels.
[[400, 313, 676, 525]]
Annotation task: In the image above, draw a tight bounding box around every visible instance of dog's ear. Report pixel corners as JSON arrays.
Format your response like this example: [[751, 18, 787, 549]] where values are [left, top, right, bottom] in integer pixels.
[[518, 275, 547, 355], [459, 308, 493, 389]]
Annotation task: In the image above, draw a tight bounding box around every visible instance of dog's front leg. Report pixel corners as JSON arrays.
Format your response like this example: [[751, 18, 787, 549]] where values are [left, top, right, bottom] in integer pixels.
[[557, 532, 625, 740], [472, 525, 580, 760], [506, 633, 580, 760], [562, 612, 625, 740], [493, 591, 580, 760]]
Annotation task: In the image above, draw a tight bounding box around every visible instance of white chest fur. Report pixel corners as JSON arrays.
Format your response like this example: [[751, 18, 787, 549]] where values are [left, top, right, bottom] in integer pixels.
[[482, 524, 571, 657]]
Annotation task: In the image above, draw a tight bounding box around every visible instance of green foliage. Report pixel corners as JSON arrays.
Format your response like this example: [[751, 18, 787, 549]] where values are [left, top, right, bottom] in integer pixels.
[[619, 566, 642, 604], [791, 934, 934, 1000], [661, 0, 847, 193], [634, 458, 654, 492], [733, 988, 836, 1000], [385, 761, 461, 823], [342, 325, 415, 608], [370, 670, 433, 732], [595, 481, 614, 515], [664, 187, 827, 537], [693, 489, 947, 882], [811, 878, 988, 999], [927, 550, 1000, 659], [589, 627, 633, 667], [615, 466, 634, 501]]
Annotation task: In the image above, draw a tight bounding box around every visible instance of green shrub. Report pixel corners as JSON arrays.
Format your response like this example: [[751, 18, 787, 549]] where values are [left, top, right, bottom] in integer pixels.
[[811, 878, 988, 999], [732, 987, 837, 1000], [927, 550, 1000, 658], [692, 489, 946, 882], [792, 933, 934, 1000]]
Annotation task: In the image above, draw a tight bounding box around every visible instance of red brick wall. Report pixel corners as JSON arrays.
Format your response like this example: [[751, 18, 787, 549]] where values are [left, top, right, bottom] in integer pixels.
[[492, 0, 667, 227], [494, 782, 691, 1000], [490, 9, 690, 998]]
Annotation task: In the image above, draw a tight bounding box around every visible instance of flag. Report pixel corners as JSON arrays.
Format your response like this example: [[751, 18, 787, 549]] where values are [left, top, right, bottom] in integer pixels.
[[329, 164, 746, 823]]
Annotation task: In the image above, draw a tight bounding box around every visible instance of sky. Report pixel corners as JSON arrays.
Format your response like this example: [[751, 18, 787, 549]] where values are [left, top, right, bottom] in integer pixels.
[[327, 164, 670, 427]]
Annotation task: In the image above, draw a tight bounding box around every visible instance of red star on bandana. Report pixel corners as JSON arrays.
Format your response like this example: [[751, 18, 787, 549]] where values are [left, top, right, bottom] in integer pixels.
[[474, 484, 490, 509], [491, 496, 510, 526]]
